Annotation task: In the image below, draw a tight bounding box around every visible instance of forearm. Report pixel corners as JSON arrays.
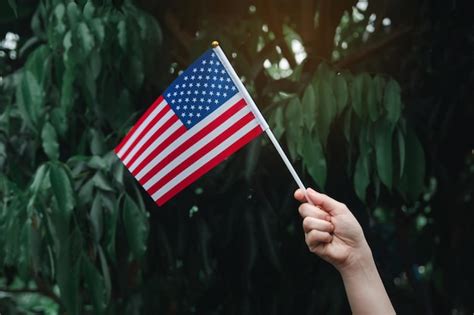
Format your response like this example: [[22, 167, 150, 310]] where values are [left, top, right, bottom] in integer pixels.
[[338, 244, 395, 315]]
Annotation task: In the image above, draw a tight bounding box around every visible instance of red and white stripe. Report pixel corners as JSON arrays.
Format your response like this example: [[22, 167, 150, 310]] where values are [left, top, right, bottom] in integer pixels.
[[115, 93, 263, 205]]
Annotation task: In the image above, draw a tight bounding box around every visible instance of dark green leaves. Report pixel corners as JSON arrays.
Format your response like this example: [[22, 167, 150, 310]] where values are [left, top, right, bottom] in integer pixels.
[[375, 121, 394, 190], [16, 70, 44, 130], [302, 84, 316, 130], [83, 256, 107, 314], [122, 195, 149, 259], [50, 162, 75, 217], [42, 122, 59, 160], [302, 131, 327, 187], [384, 79, 402, 123]]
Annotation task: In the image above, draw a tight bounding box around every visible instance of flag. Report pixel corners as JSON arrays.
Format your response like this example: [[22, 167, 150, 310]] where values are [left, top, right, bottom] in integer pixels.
[[114, 48, 267, 206]]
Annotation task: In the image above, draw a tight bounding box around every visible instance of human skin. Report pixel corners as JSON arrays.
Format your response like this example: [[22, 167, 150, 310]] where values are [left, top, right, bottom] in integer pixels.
[[295, 188, 396, 315]]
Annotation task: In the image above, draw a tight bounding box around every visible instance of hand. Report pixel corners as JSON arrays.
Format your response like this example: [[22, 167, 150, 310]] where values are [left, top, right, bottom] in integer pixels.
[[294, 188, 371, 271]]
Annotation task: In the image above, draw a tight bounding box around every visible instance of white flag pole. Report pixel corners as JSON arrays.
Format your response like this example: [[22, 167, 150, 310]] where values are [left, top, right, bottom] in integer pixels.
[[212, 41, 310, 198]]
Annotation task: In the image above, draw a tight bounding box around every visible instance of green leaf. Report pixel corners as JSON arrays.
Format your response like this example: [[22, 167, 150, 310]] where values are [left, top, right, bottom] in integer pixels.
[[270, 106, 285, 140], [77, 22, 95, 58], [301, 84, 316, 130], [351, 74, 364, 118], [66, 2, 80, 26], [50, 107, 68, 137], [16, 70, 44, 130], [90, 194, 103, 242], [83, 1, 95, 19], [117, 20, 127, 51], [302, 131, 326, 187], [354, 154, 370, 201], [8, 0, 17, 16], [333, 74, 348, 114], [50, 163, 75, 216], [373, 75, 385, 104], [384, 79, 402, 123], [365, 75, 379, 122], [285, 98, 303, 160], [42, 122, 59, 160], [122, 195, 149, 258], [83, 256, 107, 314], [374, 121, 393, 190], [316, 79, 336, 145]]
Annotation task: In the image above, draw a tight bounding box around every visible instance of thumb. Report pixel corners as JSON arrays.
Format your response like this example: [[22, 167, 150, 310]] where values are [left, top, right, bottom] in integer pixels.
[[306, 188, 345, 215]]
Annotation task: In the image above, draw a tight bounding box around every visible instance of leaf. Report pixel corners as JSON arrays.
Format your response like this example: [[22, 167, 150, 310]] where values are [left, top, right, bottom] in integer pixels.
[[50, 107, 68, 137], [42, 122, 59, 160], [50, 163, 75, 217], [66, 2, 80, 26], [122, 195, 149, 258], [8, 0, 17, 17], [302, 131, 327, 188], [83, 1, 95, 19], [384, 79, 402, 123], [374, 121, 393, 190], [365, 75, 379, 122], [117, 20, 127, 51], [98, 245, 112, 302], [333, 74, 348, 114], [77, 22, 95, 58], [16, 70, 44, 130], [373, 75, 385, 104], [92, 171, 114, 192], [83, 256, 107, 314], [316, 79, 336, 145], [90, 194, 103, 242], [270, 106, 284, 140], [351, 74, 364, 118], [354, 154, 370, 201], [285, 98, 303, 160], [301, 84, 316, 130]]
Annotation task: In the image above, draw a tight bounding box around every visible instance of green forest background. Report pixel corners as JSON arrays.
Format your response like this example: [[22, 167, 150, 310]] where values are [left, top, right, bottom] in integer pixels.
[[0, 0, 473, 314]]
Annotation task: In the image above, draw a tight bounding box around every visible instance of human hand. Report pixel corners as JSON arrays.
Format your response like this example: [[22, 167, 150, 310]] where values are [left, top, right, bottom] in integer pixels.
[[294, 188, 371, 272]]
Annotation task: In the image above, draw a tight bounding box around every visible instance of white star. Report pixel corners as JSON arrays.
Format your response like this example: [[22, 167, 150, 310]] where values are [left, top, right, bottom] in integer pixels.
[[211, 84, 215, 88], [178, 98, 182, 102], [189, 113, 194, 117], [202, 60, 207, 64], [191, 105, 195, 109], [185, 98, 189, 102], [202, 91, 207, 95], [199, 99, 204, 103], [176, 105, 180, 109], [223, 93, 227, 97], [198, 75, 202, 79], [231, 86, 236, 90], [189, 83, 193, 87], [187, 120, 191, 124], [183, 105, 188, 110], [180, 91, 184, 95], [191, 76, 195, 80], [213, 76, 217, 80], [209, 91, 214, 95], [206, 106, 210, 110], [210, 60, 214, 64], [197, 113, 201, 117], [214, 99, 218, 104], [193, 68, 197, 72], [211, 53, 215, 57], [196, 83, 201, 87], [207, 99, 212, 103], [226, 78, 231, 82], [224, 85, 229, 90], [171, 100, 176, 103], [198, 105, 203, 110], [216, 92, 221, 96], [182, 83, 186, 88], [204, 83, 208, 87], [194, 91, 199, 94], [167, 93, 171, 97], [220, 77, 224, 82], [200, 68, 204, 72], [218, 84, 222, 89], [187, 91, 191, 95], [192, 98, 196, 102], [207, 68, 212, 72], [206, 76, 210, 80], [184, 76, 188, 80], [181, 113, 185, 117], [221, 70, 225, 74], [173, 92, 178, 96]]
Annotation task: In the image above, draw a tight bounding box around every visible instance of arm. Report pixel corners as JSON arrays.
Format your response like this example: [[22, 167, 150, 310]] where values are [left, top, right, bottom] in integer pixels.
[[295, 188, 395, 315]]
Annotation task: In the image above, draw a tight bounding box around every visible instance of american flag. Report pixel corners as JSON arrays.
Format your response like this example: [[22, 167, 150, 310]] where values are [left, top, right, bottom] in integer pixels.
[[114, 48, 267, 206]]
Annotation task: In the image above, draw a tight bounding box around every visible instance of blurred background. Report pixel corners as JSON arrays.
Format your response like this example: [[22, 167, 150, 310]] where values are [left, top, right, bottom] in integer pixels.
[[0, 0, 473, 314]]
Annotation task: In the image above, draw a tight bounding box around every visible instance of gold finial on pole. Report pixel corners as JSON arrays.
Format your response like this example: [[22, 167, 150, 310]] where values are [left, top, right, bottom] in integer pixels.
[[211, 40, 219, 48]]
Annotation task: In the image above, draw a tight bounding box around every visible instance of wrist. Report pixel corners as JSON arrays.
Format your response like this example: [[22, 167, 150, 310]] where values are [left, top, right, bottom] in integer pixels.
[[336, 241, 375, 276]]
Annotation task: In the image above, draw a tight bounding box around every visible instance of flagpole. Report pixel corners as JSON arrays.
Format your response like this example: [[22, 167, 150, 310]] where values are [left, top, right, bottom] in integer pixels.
[[212, 41, 309, 197]]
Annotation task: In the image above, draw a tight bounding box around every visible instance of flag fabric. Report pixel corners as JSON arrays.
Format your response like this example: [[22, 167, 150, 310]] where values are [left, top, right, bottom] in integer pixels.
[[114, 48, 267, 206]]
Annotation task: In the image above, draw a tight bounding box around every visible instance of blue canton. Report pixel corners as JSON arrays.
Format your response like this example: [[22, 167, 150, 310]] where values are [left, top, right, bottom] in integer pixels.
[[163, 49, 239, 129]]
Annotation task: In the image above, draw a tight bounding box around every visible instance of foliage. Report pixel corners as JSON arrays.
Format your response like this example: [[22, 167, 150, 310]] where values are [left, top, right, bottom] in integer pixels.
[[0, 0, 473, 314]]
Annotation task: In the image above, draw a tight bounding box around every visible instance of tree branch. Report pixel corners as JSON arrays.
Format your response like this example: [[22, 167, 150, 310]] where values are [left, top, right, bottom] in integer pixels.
[[334, 26, 413, 68]]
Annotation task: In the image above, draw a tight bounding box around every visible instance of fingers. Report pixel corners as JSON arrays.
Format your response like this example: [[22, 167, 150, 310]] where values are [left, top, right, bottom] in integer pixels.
[[305, 229, 333, 248], [302, 217, 334, 234], [306, 188, 345, 214], [298, 203, 331, 221], [294, 189, 306, 202]]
